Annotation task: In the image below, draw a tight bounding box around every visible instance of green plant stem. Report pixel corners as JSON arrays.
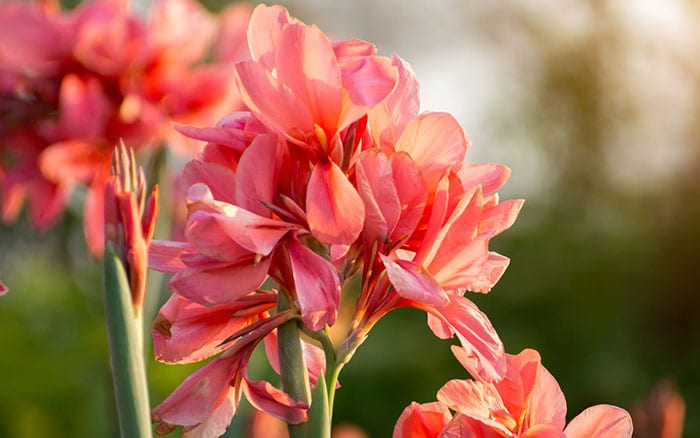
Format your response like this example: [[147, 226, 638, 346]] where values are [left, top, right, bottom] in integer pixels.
[[276, 291, 311, 437], [103, 244, 152, 438]]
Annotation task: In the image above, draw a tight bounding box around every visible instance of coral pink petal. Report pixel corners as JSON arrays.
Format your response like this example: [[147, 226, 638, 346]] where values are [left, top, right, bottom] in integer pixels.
[[459, 252, 510, 294], [246, 4, 291, 67], [39, 140, 104, 185], [380, 254, 448, 307], [564, 405, 633, 438], [437, 379, 513, 434], [184, 211, 251, 261], [174, 122, 249, 153], [306, 161, 365, 245], [522, 425, 567, 438], [288, 237, 340, 331], [368, 55, 420, 151], [333, 39, 376, 62], [27, 180, 69, 230], [214, 3, 253, 62], [338, 54, 397, 131], [428, 295, 505, 382], [390, 152, 427, 241], [480, 199, 524, 236], [152, 294, 263, 364], [149, 240, 189, 273], [355, 151, 400, 243], [275, 22, 342, 136], [152, 355, 240, 428], [528, 362, 567, 429], [459, 163, 511, 194], [395, 112, 468, 190], [58, 74, 109, 139], [170, 257, 271, 306], [84, 178, 106, 257], [235, 59, 315, 142], [242, 378, 308, 425], [393, 402, 453, 438], [235, 133, 278, 216], [181, 390, 238, 438]]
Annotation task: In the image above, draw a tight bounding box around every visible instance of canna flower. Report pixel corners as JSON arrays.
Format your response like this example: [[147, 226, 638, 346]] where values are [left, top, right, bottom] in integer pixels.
[[394, 348, 633, 438], [631, 380, 685, 438], [150, 3, 521, 433], [104, 142, 158, 314], [0, 0, 251, 256]]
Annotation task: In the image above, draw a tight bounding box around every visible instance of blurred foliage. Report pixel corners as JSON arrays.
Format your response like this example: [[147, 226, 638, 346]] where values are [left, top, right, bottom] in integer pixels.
[[3, 0, 698, 437]]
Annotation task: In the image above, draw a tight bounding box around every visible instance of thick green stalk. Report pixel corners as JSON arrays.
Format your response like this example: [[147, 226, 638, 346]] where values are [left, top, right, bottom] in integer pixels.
[[276, 291, 311, 437], [103, 244, 152, 438]]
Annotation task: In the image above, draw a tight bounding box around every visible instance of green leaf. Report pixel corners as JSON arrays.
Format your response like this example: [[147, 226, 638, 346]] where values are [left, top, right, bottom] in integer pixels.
[[308, 370, 331, 438]]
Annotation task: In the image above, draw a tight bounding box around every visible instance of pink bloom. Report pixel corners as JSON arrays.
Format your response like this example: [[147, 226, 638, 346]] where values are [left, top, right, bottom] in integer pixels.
[[235, 4, 397, 153], [631, 380, 685, 438], [0, 0, 251, 255], [104, 142, 158, 313], [150, 4, 523, 433], [394, 348, 633, 438], [0, 273, 7, 296]]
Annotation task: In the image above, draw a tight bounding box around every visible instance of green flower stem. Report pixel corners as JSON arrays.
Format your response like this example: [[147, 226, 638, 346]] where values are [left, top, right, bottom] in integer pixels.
[[276, 291, 311, 437], [103, 244, 152, 438]]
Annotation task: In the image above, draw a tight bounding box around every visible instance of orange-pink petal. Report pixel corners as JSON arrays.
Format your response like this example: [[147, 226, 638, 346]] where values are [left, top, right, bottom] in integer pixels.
[[564, 405, 633, 438], [380, 254, 448, 307], [287, 237, 340, 331], [395, 112, 468, 191], [393, 402, 453, 438], [306, 161, 365, 245]]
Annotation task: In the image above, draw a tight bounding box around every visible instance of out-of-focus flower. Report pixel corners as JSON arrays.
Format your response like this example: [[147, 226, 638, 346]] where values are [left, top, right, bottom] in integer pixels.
[[104, 142, 158, 314], [0, 273, 7, 295], [394, 348, 633, 438], [0, 0, 251, 256], [631, 380, 685, 438]]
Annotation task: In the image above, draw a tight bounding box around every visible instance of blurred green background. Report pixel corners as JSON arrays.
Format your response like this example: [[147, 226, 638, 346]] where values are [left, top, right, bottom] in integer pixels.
[[1, 0, 698, 436]]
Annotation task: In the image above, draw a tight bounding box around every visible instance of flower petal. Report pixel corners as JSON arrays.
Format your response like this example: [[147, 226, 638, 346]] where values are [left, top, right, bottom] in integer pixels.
[[306, 161, 365, 245], [380, 254, 448, 307], [355, 150, 400, 244], [428, 296, 505, 382], [152, 294, 269, 364], [169, 256, 271, 306], [274, 22, 342, 138], [235, 133, 278, 216], [393, 402, 452, 438], [395, 112, 468, 191], [288, 237, 340, 331], [242, 377, 308, 425], [564, 405, 633, 438]]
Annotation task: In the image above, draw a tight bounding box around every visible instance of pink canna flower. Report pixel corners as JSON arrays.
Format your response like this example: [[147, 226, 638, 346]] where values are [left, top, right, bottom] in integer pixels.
[[104, 142, 158, 314], [0, 0, 251, 255], [150, 3, 522, 433], [393, 348, 633, 438], [631, 380, 685, 438]]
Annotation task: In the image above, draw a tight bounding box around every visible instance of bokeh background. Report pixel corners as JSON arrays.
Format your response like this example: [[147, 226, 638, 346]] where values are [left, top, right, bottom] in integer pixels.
[[1, 0, 698, 436]]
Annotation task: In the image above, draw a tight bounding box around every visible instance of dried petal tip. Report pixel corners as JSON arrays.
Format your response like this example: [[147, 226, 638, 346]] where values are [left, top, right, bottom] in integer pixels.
[[104, 141, 159, 313]]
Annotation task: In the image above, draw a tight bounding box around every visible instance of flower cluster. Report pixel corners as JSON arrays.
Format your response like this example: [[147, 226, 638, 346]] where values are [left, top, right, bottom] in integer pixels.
[[147, 3, 632, 437], [0, 0, 250, 255], [394, 348, 633, 437]]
